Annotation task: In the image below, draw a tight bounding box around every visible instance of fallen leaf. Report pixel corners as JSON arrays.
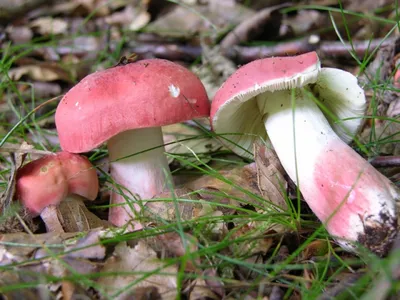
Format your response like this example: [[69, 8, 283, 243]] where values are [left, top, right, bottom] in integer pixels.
[[146, 2, 254, 39], [56, 194, 111, 232], [0, 270, 49, 299], [50, 0, 109, 17], [186, 163, 262, 209], [0, 229, 106, 298], [105, 4, 150, 31], [97, 241, 178, 300], [0, 0, 49, 25], [192, 43, 236, 99], [147, 231, 200, 272], [0, 142, 34, 214], [5, 25, 33, 45], [229, 223, 275, 257], [30, 17, 68, 35], [162, 123, 221, 166], [301, 240, 330, 260], [388, 98, 400, 117], [359, 119, 400, 155], [254, 142, 288, 210], [8, 63, 72, 82], [119, 286, 162, 300], [189, 277, 219, 300], [282, 9, 322, 36], [203, 268, 225, 297], [144, 187, 202, 223]]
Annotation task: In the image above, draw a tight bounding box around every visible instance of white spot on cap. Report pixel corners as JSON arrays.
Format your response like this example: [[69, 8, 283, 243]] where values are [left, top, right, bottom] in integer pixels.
[[308, 34, 320, 44], [187, 98, 197, 104], [75, 102, 79, 106], [254, 83, 260, 89], [169, 84, 180, 98]]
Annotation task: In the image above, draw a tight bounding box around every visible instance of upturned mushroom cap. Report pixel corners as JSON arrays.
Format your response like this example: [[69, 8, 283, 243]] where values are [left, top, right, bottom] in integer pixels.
[[55, 59, 210, 153], [16, 152, 98, 215], [211, 51, 366, 158]]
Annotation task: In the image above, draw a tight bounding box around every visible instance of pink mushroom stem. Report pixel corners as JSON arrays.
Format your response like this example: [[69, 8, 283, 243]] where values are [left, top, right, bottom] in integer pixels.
[[107, 127, 170, 229], [259, 89, 398, 254]]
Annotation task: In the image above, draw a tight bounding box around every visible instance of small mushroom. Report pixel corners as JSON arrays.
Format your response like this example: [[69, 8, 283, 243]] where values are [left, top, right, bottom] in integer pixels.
[[211, 51, 399, 255], [55, 59, 209, 230], [16, 152, 99, 232]]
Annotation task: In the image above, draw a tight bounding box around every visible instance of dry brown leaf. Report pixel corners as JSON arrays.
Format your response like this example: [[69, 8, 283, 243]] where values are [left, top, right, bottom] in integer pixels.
[[0, 142, 34, 212], [0, 229, 105, 298], [0, 270, 49, 299], [162, 123, 221, 166], [0, 0, 50, 25], [189, 278, 219, 300], [5, 25, 33, 45], [388, 99, 400, 117], [192, 43, 236, 99], [146, 2, 254, 39], [30, 17, 68, 35], [97, 241, 178, 300], [55, 195, 111, 232], [0, 142, 49, 155], [282, 9, 321, 36], [0, 229, 105, 265], [254, 142, 288, 210], [147, 231, 200, 272], [50, 0, 109, 17], [301, 240, 330, 260], [203, 268, 225, 297], [144, 187, 201, 223], [186, 163, 262, 209], [229, 223, 275, 257], [105, 4, 150, 31], [359, 119, 400, 155], [8, 63, 72, 82]]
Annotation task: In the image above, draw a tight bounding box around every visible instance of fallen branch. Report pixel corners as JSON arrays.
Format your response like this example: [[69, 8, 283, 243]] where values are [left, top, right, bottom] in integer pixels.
[[369, 156, 400, 168], [0, 0, 54, 25], [128, 37, 396, 64]]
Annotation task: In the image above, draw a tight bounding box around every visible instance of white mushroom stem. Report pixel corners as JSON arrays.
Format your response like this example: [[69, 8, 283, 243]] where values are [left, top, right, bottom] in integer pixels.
[[107, 127, 170, 229], [257, 89, 398, 254], [40, 205, 65, 233]]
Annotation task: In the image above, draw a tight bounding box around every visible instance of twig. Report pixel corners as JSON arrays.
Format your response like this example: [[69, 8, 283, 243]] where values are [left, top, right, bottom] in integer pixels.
[[128, 37, 395, 64], [369, 156, 400, 168], [0, 0, 54, 25], [130, 43, 202, 62], [220, 3, 289, 51]]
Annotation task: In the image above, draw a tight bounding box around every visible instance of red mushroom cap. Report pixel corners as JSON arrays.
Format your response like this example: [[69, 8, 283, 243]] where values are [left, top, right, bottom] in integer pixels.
[[16, 152, 98, 215], [55, 59, 210, 153], [211, 51, 320, 121], [210, 52, 320, 158]]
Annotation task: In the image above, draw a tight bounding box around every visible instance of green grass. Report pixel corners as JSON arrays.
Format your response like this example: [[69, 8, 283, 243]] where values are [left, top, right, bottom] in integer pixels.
[[0, 1, 400, 299]]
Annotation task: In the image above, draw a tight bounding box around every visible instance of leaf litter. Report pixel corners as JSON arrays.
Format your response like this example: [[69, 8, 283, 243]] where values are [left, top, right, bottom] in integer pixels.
[[0, 0, 399, 299]]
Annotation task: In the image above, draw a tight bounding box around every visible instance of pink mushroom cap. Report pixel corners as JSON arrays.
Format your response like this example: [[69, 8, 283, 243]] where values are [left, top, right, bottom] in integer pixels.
[[211, 51, 320, 123], [16, 152, 98, 215], [55, 59, 210, 153]]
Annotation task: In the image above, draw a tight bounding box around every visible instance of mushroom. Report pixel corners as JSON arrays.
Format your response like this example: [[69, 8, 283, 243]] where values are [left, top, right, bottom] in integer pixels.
[[55, 59, 209, 230], [16, 152, 99, 232], [210, 51, 399, 255]]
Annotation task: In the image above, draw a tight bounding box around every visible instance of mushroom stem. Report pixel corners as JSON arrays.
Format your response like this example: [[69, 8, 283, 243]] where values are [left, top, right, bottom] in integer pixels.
[[107, 127, 170, 229], [257, 89, 398, 254], [40, 205, 65, 233]]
